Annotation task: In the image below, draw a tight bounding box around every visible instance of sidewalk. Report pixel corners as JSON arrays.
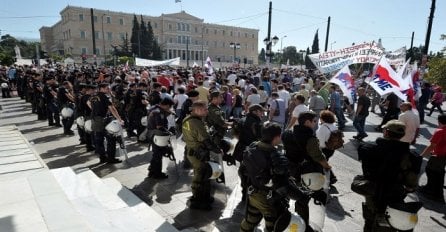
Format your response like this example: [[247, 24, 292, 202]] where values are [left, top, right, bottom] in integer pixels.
[[1, 96, 445, 232]]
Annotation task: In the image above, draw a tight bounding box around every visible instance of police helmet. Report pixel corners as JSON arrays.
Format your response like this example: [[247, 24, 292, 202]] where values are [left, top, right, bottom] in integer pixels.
[[105, 120, 123, 136], [207, 161, 222, 179], [61, 107, 74, 118], [76, 116, 85, 128], [84, 119, 93, 133], [152, 130, 171, 147], [141, 116, 148, 127], [385, 202, 423, 231], [274, 210, 306, 232], [301, 172, 326, 191], [1, 83, 8, 88]]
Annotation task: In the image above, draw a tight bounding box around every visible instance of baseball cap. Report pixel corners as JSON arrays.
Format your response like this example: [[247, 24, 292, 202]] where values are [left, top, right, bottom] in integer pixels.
[[381, 120, 406, 135]]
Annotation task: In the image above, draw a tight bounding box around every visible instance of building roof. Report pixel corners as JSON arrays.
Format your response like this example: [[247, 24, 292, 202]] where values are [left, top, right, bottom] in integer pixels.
[[161, 11, 203, 22]]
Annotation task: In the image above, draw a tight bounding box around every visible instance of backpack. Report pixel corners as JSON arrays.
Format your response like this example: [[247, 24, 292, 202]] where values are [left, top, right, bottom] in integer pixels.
[[324, 125, 344, 150], [282, 129, 307, 164], [242, 143, 272, 188]]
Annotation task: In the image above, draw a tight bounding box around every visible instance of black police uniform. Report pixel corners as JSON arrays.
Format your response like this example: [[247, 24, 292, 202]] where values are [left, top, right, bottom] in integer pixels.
[[90, 92, 118, 163], [58, 86, 75, 134], [32, 80, 46, 120], [43, 82, 61, 126], [147, 105, 170, 179], [358, 138, 413, 232]]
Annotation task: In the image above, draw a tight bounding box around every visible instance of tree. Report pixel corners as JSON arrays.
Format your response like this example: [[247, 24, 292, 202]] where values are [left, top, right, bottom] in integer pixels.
[[258, 48, 266, 64], [282, 46, 299, 65], [305, 47, 316, 69], [147, 22, 161, 60], [406, 45, 425, 63], [425, 57, 446, 89], [130, 15, 140, 57], [441, 34, 446, 54], [311, 29, 320, 54], [139, 15, 151, 59]]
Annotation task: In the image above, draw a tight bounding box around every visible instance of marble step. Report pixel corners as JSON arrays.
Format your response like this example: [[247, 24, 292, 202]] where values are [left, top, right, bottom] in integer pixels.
[[50, 167, 148, 232], [28, 169, 91, 231], [102, 177, 179, 232]]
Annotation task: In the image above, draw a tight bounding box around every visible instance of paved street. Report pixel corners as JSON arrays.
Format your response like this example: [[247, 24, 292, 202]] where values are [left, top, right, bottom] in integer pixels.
[[1, 96, 445, 232]]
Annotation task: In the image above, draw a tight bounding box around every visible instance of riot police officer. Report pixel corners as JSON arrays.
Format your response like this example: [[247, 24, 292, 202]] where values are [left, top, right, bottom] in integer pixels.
[[206, 91, 232, 146], [58, 81, 76, 135], [43, 78, 61, 127], [182, 101, 221, 210], [78, 84, 96, 151], [147, 98, 175, 179], [241, 122, 304, 232], [89, 83, 124, 164]]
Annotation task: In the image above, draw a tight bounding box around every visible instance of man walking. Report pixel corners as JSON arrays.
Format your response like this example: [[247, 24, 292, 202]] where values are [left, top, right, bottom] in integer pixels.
[[353, 87, 371, 140]]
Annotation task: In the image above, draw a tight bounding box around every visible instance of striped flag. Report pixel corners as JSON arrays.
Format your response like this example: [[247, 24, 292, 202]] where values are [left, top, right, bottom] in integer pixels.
[[175, 0, 181, 3]]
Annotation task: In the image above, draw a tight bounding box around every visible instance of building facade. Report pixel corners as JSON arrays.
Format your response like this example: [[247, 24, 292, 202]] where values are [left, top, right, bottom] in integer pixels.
[[40, 6, 259, 65]]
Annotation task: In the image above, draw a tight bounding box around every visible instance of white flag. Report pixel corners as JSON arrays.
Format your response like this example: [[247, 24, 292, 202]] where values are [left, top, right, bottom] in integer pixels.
[[205, 56, 214, 74], [329, 65, 355, 103]]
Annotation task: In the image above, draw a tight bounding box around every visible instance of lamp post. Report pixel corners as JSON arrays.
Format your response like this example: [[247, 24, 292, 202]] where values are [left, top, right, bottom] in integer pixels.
[[330, 41, 336, 50], [101, 14, 106, 65], [263, 35, 279, 65], [229, 42, 240, 63], [280, 35, 287, 65]]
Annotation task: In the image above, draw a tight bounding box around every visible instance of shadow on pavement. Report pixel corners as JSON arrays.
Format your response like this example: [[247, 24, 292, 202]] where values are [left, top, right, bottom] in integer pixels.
[[40, 144, 96, 169], [326, 195, 352, 221]]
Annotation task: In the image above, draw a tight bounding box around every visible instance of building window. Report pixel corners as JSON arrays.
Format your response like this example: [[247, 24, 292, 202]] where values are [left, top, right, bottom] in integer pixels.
[[195, 40, 198, 45], [238, 31, 240, 37], [206, 28, 209, 34], [252, 33, 255, 38], [95, 48, 100, 55], [206, 41, 209, 46], [222, 30, 225, 36], [81, 48, 87, 54], [154, 22, 157, 28], [177, 23, 181, 30], [106, 16, 111, 24], [168, 24, 172, 30], [93, 16, 98, 23], [177, 36, 181, 44], [79, 14, 84, 22], [95, 31, 100, 39], [119, 33, 125, 40], [169, 38, 173, 43], [182, 23, 186, 31], [245, 33, 248, 38], [186, 24, 190, 31], [80, 31, 86, 39], [222, 42, 225, 48], [214, 41, 217, 48], [195, 27, 198, 33], [68, 29, 71, 38], [119, 18, 124, 25], [109, 49, 113, 55], [230, 31, 233, 36], [107, 32, 113, 41], [214, 29, 217, 35]]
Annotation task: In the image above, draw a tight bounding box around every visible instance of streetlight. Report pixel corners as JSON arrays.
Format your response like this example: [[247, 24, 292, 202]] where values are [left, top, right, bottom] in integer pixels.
[[101, 14, 106, 65], [229, 42, 240, 63], [263, 35, 279, 64], [280, 35, 287, 64], [330, 41, 336, 50]]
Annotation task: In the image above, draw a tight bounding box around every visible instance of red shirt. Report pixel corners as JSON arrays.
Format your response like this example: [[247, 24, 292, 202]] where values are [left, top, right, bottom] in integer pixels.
[[431, 126, 446, 157], [157, 76, 170, 89]]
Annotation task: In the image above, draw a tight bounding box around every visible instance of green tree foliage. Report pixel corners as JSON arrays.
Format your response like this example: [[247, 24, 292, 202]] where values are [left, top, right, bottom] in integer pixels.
[[258, 48, 266, 64], [282, 46, 300, 65], [311, 29, 319, 54], [0, 34, 42, 65], [425, 57, 446, 89], [130, 15, 140, 56], [147, 22, 161, 60], [305, 47, 316, 69]]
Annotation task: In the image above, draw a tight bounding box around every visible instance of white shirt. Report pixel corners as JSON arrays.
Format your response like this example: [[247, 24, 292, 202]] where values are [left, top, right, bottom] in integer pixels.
[[316, 123, 337, 148], [238, 79, 246, 88], [228, 73, 237, 86], [278, 89, 291, 108], [291, 104, 309, 126], [398, 109, 420, 143], [246, 94, 261, 105], [173, 94, 188, 110]]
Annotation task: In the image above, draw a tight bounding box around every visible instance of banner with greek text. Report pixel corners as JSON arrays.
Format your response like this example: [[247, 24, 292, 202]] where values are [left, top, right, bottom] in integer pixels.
[[309, 42, 384, 73], [135, 57, 180, 67]]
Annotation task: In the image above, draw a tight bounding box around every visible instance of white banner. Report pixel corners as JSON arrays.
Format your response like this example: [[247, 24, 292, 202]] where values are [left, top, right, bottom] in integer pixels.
[[386, 46, 406, 68], [135, 57, 180, 67], [309, 42, 384, 73]]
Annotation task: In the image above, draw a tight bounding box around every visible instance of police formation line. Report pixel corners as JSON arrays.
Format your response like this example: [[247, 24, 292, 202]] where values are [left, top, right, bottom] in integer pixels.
[[2, 65, 443, 232]]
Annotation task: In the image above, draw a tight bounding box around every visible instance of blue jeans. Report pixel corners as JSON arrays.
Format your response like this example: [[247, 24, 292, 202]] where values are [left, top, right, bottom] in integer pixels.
[[333, 107, 345, 128], [232, 107, 243, 118], [221, 105, 232, 119], [353, 114, 367, 136]]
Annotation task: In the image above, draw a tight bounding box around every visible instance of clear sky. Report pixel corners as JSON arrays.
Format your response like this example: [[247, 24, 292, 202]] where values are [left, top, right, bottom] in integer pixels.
[[1, 0, 445, 54]]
